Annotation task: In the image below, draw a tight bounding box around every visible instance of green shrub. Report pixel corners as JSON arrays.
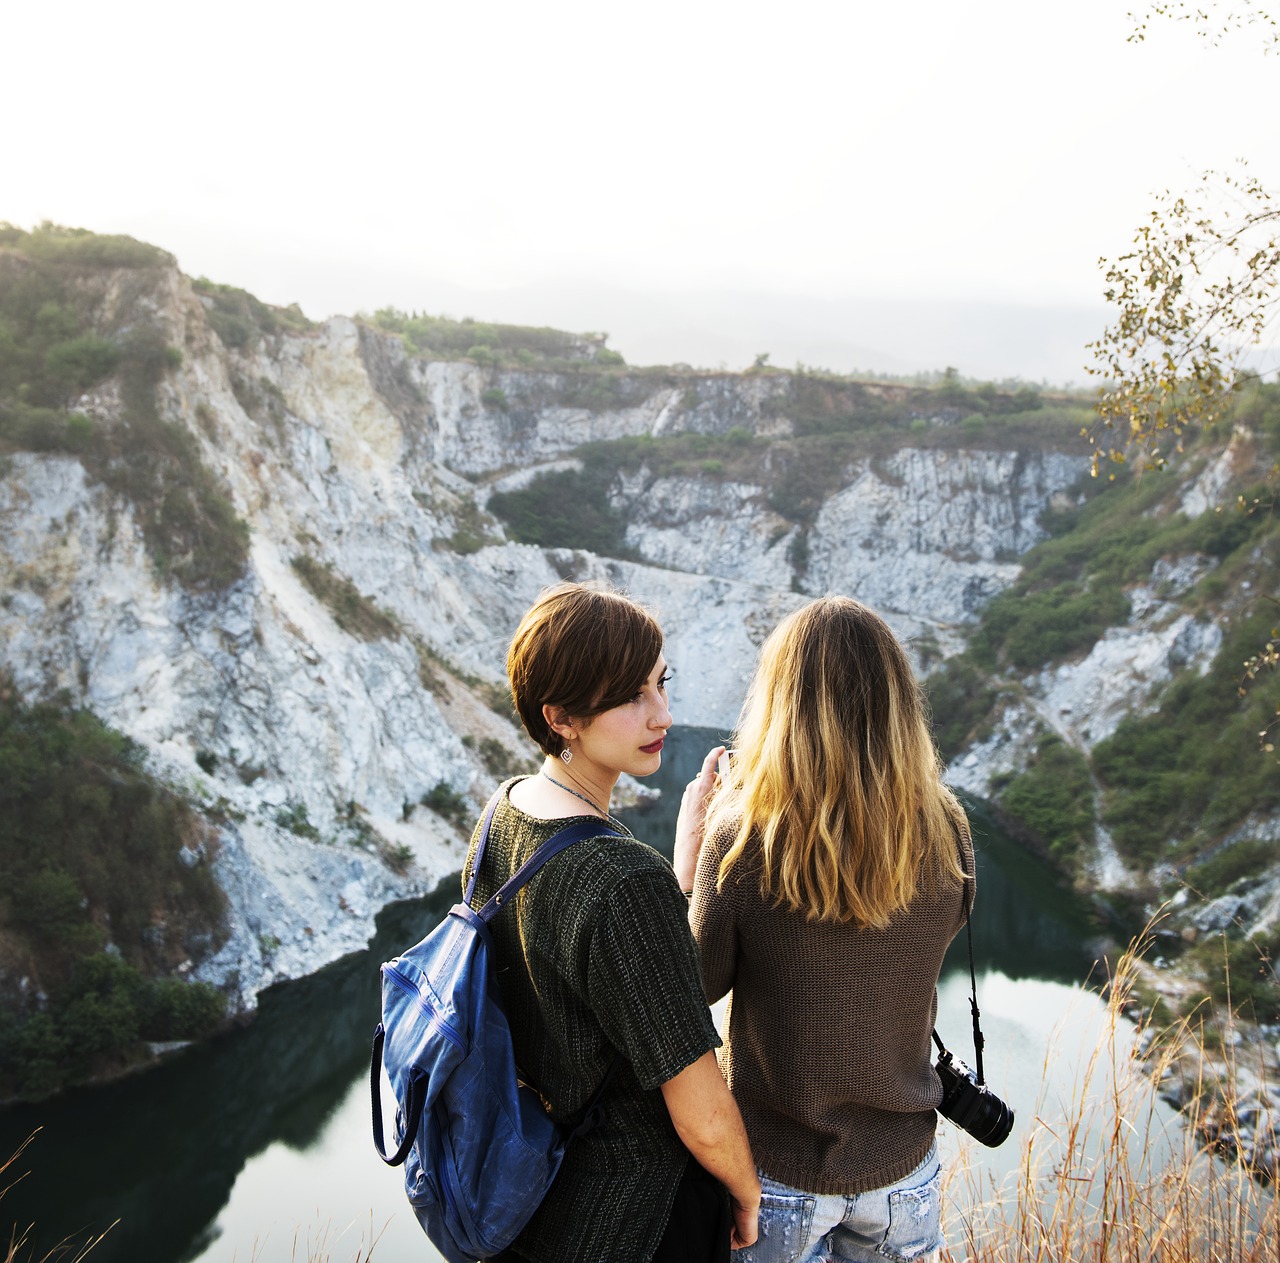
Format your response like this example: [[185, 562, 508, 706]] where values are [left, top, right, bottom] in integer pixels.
[[1187, 928, 1280, 1024], [383, 842, 415, 874], [193, 277, 315, 345], [421, 781, 470, 827], [0, 402, 94, 452], [0, 235, 252, 591], [275, 800, 320, 839], [15, 222, 171, 269], [1184, 838, 1280, 897], [366, 308, 606, 367], [0, 686, 228, 990], [0, 951, 226, 1098], [138, 975, 225, 1040], [973, 583, 1130, 671], [926, 659, 999, 762], [769, 372, 912, 438], [474, 737, 529, 779], [8, 869, 88, 938], [488, 467, 629, 556], [42, 334, 120, 399], [1094, 603, 1280, 861], [0, 679, 231, 1097], [291, 555, 400, 640], [997, 735, 1095, 869]]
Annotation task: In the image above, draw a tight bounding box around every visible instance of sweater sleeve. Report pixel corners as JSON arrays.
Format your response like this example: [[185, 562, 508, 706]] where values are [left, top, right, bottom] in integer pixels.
[[584, 866, 721, 1092], [690, 824, 739, 1005]]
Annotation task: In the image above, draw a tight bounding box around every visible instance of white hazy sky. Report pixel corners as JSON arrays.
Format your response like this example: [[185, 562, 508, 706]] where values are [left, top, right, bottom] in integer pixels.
[[5, 0, 1276, 381]]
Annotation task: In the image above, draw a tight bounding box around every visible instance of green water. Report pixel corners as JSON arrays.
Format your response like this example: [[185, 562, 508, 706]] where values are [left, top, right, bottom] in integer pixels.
[[0, 729, 1112, 1263]]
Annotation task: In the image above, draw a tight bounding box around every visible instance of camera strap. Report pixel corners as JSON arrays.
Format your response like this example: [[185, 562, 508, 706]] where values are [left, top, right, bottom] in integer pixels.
[[931, 864, 987, 1086]]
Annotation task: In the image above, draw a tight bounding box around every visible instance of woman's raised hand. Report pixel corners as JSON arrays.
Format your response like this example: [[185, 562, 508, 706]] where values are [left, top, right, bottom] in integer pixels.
[[673, 745, 726, 893]]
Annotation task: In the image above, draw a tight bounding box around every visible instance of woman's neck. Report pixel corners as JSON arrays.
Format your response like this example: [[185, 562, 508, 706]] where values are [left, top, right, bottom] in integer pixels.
[[539, 756, 618, 817]]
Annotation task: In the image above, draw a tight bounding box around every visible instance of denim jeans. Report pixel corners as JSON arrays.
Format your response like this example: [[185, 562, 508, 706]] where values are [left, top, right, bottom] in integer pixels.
[[733, 1144, 943, 1263]]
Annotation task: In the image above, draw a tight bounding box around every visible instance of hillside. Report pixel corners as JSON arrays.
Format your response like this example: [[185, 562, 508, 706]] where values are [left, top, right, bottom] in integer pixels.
[[0, 223, 1277, 1101]]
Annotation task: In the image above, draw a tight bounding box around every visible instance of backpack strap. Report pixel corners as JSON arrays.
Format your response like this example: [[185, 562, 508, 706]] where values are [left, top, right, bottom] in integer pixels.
[[371, 1022, 419, 1165], [373, 802, 625, 1165], [461, 789, 504, 907], [566, 1054, 621, 1140], [462, 787, 623, 923], [478, 818, 620, 920]]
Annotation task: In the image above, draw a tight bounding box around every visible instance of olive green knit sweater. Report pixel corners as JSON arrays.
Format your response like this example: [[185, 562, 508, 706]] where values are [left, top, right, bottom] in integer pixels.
[[463, 780, 721, 1263]]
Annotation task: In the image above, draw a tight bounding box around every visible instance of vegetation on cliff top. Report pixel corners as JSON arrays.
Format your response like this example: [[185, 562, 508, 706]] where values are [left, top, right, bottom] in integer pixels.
[[366, 306, 626, 369], [194, 275, 314, 350], [0, 678, 228, 1100], [0, 223, 250, 591], [486, 380, 1082, 554]]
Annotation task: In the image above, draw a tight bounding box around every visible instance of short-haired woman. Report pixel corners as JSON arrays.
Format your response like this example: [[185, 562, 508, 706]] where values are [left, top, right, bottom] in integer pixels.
[[473, 582, 760, 1263], [675, 596, 973, 1263]]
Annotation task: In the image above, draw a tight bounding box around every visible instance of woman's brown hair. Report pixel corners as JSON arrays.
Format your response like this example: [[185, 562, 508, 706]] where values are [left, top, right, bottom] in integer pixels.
[[706, 596, 967, 927], [506, 583, 663, 756]]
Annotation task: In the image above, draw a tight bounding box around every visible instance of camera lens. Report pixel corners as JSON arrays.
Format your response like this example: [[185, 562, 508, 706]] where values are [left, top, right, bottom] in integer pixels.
[[966, 1088, 1014, 1148], [936, 1054, 1014, 1148]]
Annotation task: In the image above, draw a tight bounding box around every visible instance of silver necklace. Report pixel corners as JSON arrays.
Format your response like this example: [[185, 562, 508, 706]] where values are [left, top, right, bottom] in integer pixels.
[[539, 770, 626, 830]]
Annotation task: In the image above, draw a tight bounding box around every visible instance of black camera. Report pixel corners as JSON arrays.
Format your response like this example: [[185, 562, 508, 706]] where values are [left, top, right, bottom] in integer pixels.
[[935, 1048, 1014, 1148]]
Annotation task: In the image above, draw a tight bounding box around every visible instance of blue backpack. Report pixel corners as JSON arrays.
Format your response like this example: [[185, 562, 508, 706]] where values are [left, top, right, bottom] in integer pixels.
[[371, 795, 620, 1263]]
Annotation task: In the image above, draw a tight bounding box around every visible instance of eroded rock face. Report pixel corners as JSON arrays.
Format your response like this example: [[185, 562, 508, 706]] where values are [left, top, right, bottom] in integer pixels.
[[804, 448, 1084, 622], [1, 261, 1254, 1013]]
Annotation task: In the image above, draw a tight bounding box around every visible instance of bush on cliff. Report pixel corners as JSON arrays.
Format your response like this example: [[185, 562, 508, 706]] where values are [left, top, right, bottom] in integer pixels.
[[488, 466, 630, 555], [994, 735, 1096, 870], [0, 225, 252, 591], [0, 680, 228, 1098], [1093, 600, 1280, 864]]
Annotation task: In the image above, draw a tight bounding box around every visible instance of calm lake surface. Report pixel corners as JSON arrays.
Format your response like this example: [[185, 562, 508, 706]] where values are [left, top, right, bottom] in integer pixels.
[[1, 728, 1156, 1263]]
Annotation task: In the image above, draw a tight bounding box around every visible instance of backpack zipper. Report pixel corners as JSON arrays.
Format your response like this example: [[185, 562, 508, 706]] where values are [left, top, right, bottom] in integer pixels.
[[383, 965, 466, 1054]]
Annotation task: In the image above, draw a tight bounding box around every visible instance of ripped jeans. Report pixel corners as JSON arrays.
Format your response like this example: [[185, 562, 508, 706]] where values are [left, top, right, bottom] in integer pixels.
[[733, 1143, 943, 1263]]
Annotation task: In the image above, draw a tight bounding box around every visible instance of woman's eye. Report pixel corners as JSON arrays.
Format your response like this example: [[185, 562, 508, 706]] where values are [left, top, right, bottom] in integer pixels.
[[630, 673, 671, 702]]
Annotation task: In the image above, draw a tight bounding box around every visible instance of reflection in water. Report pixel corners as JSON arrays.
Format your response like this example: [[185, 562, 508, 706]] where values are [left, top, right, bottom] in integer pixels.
[[0, 730, 1110, 1262], [0, 891, 454, 1263]]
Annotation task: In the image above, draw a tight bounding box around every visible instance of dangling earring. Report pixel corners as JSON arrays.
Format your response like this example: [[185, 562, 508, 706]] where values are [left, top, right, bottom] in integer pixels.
[[560, 746, 573, 765]]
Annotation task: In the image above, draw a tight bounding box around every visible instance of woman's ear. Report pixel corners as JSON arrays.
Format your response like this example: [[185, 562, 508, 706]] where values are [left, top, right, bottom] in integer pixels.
[[542, 703, 573, 742]]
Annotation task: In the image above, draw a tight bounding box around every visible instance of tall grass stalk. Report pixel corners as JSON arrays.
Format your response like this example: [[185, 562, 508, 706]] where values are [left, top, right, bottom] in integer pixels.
[[2, 1130, 115, 1263], [943, 937, 1278, 1262]]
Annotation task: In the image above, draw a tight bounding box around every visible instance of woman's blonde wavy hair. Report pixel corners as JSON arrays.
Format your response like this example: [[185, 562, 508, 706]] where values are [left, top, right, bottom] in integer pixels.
[[705, 596, 967, 927]]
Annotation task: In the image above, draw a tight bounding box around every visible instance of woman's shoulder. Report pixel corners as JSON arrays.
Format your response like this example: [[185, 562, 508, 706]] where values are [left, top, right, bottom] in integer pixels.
[[574, 831, 675, 887], [705, 813, 762, 871]]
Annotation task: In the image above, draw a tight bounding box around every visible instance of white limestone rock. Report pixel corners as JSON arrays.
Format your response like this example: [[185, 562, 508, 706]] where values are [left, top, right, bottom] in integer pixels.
[[805, 448, 1087, 625]]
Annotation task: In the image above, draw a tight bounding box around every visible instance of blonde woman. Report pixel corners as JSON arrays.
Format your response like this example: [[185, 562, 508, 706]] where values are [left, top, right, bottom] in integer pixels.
[[674, 596, 974, 1263]]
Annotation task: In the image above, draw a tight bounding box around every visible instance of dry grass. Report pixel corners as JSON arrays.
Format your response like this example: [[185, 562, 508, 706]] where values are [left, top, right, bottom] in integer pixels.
[[2, 1131, 115, 1263], [234, 1214, 387, 1263], [1, 1130, 388, 1263], [942, 936, 1279, 1262]]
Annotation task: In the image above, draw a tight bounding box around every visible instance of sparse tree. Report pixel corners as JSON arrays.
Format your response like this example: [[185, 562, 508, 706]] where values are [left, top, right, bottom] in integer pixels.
[[1086, 6, 1279, 475]]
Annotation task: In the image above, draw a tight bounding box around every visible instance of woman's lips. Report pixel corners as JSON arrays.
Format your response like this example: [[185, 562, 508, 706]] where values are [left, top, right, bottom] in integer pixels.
[[640, 738, 665, 754]]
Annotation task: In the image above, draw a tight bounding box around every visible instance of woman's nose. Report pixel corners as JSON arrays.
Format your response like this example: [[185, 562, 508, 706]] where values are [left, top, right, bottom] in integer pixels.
[[653, 696, 672, 729]]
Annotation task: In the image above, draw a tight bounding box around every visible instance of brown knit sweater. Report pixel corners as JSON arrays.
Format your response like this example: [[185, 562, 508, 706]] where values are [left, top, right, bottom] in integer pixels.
[[691, 814, 975, 1196]]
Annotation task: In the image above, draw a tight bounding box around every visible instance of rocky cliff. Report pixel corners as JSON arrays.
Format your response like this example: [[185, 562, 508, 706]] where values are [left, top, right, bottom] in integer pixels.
[[2, 237, 1275, 1030]]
